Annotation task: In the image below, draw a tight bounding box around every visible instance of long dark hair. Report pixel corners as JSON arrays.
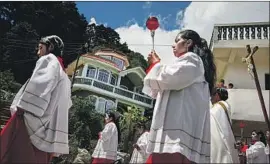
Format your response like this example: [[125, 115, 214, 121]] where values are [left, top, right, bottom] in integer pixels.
[[257, 131, 267, 145], [176, 30, 217, 95], [108, 112, 121, 142]]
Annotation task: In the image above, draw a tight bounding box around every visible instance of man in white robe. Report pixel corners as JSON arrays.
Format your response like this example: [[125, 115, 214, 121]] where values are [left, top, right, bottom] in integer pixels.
[[130, 122, 150, 163], [246, 131, 268, 163], [210, 87, 239, 163], [0, 35, 72, 163]]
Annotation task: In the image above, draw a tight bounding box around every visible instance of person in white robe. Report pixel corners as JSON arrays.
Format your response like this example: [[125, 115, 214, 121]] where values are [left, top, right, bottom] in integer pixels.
[[0, 35, 72, 164], [92, 112, 120, 164], [246, 130, 268, 163], [265, 131, 270, 163], [210, 87, 239, 163], [142, 29, 217, 163], [129, 122, 150, 163]]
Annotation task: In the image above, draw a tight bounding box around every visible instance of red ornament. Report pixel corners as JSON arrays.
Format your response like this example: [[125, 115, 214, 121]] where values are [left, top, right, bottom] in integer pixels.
[[146, 16, 159, 31], [239, 122, 245, 128]]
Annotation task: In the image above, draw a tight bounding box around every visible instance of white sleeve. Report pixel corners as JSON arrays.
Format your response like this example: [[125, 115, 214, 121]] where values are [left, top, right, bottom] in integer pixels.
[[137, 132, 149, 153], [100, 123, 115, 141], [142, 52, 204, 92], [246, 145, 263, 159], [17, 55, 60, 117]]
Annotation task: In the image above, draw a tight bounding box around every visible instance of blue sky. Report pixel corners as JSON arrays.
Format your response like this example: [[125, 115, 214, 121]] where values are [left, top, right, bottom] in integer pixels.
[[76, 2, 191, 30]]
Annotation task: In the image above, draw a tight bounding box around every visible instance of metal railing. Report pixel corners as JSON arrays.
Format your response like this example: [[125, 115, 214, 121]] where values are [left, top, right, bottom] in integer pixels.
[[74, 77, 153, 106], [210, 22, 270, 49]]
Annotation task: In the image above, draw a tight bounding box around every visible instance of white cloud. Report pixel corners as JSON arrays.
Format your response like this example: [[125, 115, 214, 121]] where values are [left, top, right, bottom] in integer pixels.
[[116, 2, 269, 64], [142, 1, 152, 9]]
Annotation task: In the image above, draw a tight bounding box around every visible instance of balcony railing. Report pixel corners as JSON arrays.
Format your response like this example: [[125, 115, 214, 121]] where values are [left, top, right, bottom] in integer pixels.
[[210, 22, 270, 49], [74, 76, 153, 106]]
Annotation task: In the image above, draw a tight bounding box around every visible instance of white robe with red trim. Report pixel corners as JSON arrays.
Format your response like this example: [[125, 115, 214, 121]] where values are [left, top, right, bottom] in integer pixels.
[[9, 53, 72, 155], [92, 122, 118, 161], [130, 131, 150, 163], [210, 101, 239, 163], [142, 52, 211, 163]]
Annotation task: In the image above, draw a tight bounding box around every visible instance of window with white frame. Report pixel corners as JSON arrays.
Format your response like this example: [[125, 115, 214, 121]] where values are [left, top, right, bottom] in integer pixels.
[[86, 67, 96, 78], [100, 55, 111, 60], [96, 97, 106, 114], [106, 100, 115, 112], [110, 74, 117, 85], [97, 69, 109, 83], [112, 57, 124, 70]]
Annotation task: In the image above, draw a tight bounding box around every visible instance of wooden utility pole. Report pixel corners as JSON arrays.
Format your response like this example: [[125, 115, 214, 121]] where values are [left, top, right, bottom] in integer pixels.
[[242, 45, 270, 162]]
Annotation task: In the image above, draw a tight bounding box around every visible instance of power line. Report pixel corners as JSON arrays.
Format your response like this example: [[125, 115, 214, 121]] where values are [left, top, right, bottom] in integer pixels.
[[1, 38, 173, 47]]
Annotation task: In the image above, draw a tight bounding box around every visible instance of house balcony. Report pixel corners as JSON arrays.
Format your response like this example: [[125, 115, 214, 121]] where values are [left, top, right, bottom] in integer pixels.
[[72, 76, 154, 108], [209, 22, 269, 49], [208, 22, 269, 88]]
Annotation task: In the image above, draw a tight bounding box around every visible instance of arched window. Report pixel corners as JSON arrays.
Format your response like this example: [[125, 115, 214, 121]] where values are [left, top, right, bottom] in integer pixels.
[[96, 97, 106, 114], [86, 67, 96, 78], [112, 57, 124, 70], [98, 69, 109, 83]]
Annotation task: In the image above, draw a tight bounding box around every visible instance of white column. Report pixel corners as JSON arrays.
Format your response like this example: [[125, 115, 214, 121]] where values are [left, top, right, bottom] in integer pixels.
[[117, 75, 122, 86], [95, 67, 99, 79], [114, 99, 118, 109], [82, 64, 88, 77], [108, 71, 111, 84]]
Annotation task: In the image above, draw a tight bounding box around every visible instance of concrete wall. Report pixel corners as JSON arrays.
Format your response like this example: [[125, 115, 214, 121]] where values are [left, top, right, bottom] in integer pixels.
[[224, 63, 269, 89]]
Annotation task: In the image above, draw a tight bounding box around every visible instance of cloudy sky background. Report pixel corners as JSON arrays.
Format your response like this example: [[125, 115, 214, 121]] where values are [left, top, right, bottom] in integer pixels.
[[77, 2, 269, 64]]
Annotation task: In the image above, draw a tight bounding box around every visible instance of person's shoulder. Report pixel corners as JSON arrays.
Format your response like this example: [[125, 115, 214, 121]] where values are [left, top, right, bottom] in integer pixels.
[[37, 53, 59, 67], [177, 52, 202, 64]]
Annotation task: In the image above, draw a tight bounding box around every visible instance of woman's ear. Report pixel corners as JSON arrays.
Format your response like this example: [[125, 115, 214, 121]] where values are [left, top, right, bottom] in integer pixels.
[[186, 39, 193, 48]]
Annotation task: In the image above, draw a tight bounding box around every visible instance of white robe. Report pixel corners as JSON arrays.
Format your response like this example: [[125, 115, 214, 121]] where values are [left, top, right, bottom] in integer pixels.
[[92, 122, 118, 161], [130, 131, 150, 163], [210, 101, 240, 163], [266, 144, 269, 163], [246, 141, 268, 163], [9, 53, 72, 155], [142, 52, 211, 163]]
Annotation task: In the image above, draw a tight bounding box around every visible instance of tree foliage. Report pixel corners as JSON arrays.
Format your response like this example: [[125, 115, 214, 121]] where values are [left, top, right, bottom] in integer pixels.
[[55, 96, 104, 163], [119, 106, 147, 154], [0, 2, 88, 84], [0, 2, 148, 84], [85, 24, 148, 70]]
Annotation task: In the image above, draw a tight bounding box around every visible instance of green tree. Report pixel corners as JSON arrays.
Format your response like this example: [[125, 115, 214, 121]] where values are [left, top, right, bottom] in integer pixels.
[[119, 106, 147, 154], [55, 96, 104, 163], [0, 2, 88, 84]]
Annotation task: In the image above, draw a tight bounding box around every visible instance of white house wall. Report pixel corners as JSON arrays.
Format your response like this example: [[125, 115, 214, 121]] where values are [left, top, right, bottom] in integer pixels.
[[224, 62, 269, 89]]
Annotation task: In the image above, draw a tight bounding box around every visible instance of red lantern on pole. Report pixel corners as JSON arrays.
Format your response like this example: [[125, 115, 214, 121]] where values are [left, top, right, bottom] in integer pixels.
[[146, 16, 159, 50], [239, 122, 245, 128], [239, 121, 245, 139]]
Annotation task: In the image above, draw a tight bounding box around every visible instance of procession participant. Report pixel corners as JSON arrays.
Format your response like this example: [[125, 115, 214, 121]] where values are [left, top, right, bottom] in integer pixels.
[[129, 122, 150, 163], [210, 87, 239, 163], [246, 130, 268, 163], [92, 111, 121, 164], [265, 131, 270, 163], [142, 29, 216, 163], [0, 35, 72, 164]]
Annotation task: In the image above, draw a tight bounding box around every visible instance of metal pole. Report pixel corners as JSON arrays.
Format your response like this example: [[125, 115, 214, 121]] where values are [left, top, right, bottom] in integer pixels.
[[151, 30, 155, 51], [71, 53, 80, 90], [71, 43, 88, 90]]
